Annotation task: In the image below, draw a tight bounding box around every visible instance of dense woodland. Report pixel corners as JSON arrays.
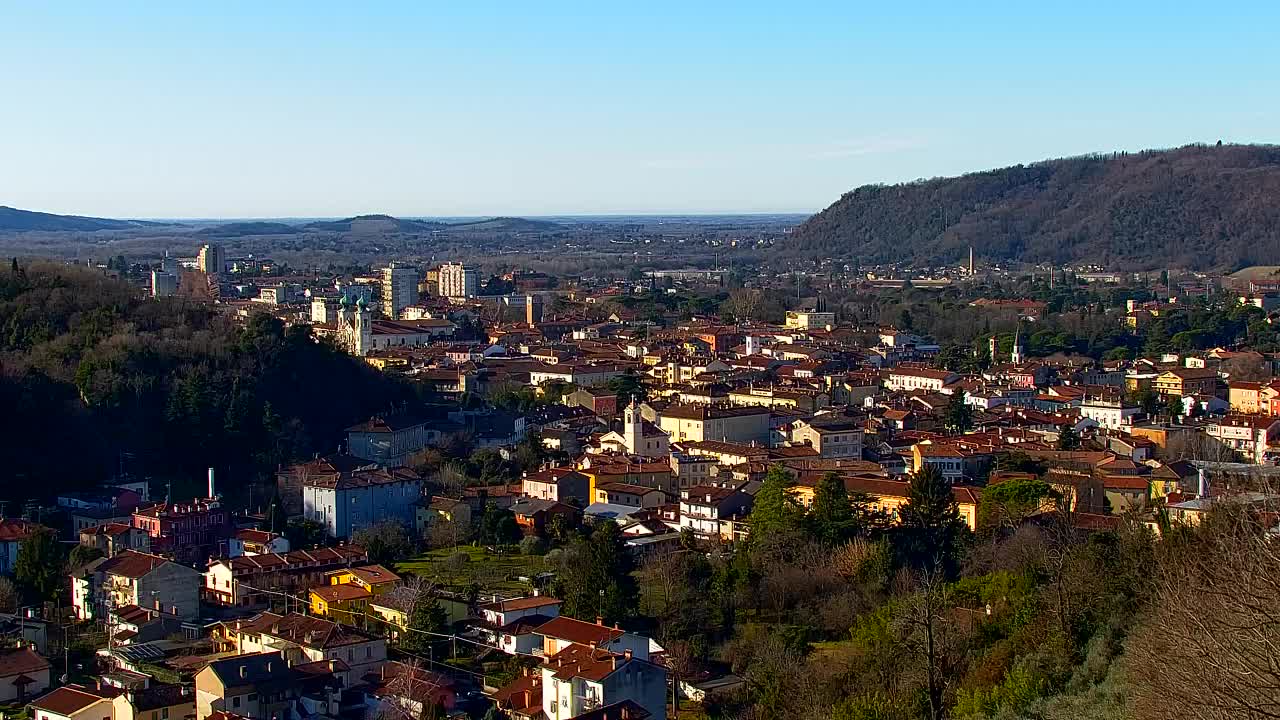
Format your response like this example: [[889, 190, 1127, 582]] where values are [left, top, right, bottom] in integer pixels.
[[634, 466, 1280, 720], [790, 144, 1280, 270], [0, 261, 414, 506]]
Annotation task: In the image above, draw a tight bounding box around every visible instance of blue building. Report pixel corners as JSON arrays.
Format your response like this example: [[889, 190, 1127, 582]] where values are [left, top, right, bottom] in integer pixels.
[[301, 467, 422, 539]]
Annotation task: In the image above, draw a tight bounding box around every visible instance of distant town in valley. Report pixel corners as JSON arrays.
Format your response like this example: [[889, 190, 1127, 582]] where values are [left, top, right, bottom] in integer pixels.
[[4, 146, 1280, 720]]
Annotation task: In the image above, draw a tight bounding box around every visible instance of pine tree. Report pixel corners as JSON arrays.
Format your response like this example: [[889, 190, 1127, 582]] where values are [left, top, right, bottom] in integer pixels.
[[554, 520, 637, 623], [15, 530, 64, 602], [402, 586, 448, 654], [809, 472, 854, 544], [748, 466, 802, 547], [897, 465, 966, 576], [945, 391, 973, 435]]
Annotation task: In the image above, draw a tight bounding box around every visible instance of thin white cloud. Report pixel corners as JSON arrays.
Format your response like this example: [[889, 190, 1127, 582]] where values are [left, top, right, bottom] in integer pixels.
[[806, 136, 928, 160]]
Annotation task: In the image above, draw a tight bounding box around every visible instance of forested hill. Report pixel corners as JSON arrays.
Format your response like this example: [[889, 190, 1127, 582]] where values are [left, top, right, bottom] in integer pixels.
[[0, 262, 415, 506], [789, 144, 1280, 271]]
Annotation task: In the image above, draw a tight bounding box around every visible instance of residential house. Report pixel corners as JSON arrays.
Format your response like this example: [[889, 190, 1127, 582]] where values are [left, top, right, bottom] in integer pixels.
[[226, 530, 289, 558], [1204, 415, 1280, 464], [30, 685, 117, 720], [535, 616, 655, 661], [112, 684, 196, 720], [276, 454, 379, 516], [521, 469, 592, 505], [885, 368, 957, 393], [566, 387, 619, 417], [1228, 381, 1265, 415], [131, 499, 232, 566], [302, 467, 421, 539], [789, 475, 982, 531], [538, 643, 667, 720], [204, 546, 369, 609], [509, 499, 581, 535], [1078, 397, 1141, 430], [678, 485, 753, 540], [194, 652, 303, 720], [657, 404, 771, 445], [73, 550, 200, 622], [0, 645, 50, 702], [345, 413, 433, 468], [223, 612, 387, 677], [478, 596, 564, 655], [362, 661, 458, 719], [79, 523, 151, 558], [593, 483, 667, 509], [1153, 368, 1220, 398], [790, 419, 864, 459], [669, 453, 719, 489], [309, 565, 400, 624]]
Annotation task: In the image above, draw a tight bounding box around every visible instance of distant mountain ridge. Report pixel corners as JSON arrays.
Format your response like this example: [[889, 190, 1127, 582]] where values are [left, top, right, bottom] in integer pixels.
[[0, 206, 171, 232], [302, 214, 449, 233], [0, 207, 564, 236], [789, 144, 1280, 271]]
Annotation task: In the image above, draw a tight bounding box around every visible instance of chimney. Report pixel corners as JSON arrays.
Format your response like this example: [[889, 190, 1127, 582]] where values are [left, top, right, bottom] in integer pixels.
[[595, 616, 603, 626], [624, 648, 632, 661], [154, 599, 161, 610], [208, 468, 217, 499], [328, 659, 337, 672]]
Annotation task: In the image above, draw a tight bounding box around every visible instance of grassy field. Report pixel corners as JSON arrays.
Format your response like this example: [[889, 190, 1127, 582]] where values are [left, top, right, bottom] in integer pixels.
[[398, 545, 549, 595]]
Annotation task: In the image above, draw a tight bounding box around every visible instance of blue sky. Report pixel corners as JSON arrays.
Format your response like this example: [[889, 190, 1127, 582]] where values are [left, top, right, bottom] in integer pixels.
[[1, 2, 1276, 218]]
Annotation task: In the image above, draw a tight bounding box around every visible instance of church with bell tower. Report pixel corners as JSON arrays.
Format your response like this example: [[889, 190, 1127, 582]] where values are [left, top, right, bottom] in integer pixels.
[[336, 295, 373, 356]]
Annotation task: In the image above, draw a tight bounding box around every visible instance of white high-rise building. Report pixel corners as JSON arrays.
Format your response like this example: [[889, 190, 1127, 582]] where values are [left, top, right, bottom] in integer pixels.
[[381, 263, 418, 318], [197, 244, 225, 275], [438, 262, 478, 299]]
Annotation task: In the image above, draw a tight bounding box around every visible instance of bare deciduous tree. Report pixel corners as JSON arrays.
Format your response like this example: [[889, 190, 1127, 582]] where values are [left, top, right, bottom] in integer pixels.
[[1128, 503, 1280, 720]]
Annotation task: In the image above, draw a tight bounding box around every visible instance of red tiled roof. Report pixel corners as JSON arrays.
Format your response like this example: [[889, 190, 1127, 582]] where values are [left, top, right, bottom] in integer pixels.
[[0, 646, 49, 678], [31, 686, 112, 715], [98, 550, 171, 579], [542, 643, 626, 682], [536, 617, 624, 646]]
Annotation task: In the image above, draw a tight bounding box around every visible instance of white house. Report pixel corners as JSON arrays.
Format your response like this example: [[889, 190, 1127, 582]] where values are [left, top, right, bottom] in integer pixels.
[[678, 485, 753, 539], [1079, 397, 1141, 430], [0, 646, 50, 703], [885, 368, 957, 392], [539, 644, 667, 720]]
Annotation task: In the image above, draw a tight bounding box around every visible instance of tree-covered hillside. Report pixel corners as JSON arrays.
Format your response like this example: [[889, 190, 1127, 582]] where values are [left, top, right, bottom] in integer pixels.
[[0, 261, 414, 505], [790, 144, 1280, 271]]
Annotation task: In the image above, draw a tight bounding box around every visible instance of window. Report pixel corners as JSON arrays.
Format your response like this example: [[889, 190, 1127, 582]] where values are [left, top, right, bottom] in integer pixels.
[[162, 709, 169, 720], [233, 697, 241, 708]]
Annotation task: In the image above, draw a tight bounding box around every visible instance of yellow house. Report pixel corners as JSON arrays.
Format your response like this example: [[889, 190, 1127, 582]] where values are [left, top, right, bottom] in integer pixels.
[[310, 564, 401, 624], [787, 473, 981, 531], [364, 355, 409, 371], [1153, 368, 1219, 397], [309, 583, 373, 624], [326, 564, 401, 596]]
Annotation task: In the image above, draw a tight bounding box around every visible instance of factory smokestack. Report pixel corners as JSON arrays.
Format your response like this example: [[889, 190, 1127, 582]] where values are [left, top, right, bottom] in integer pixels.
[[208, 468, 217, 499]]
